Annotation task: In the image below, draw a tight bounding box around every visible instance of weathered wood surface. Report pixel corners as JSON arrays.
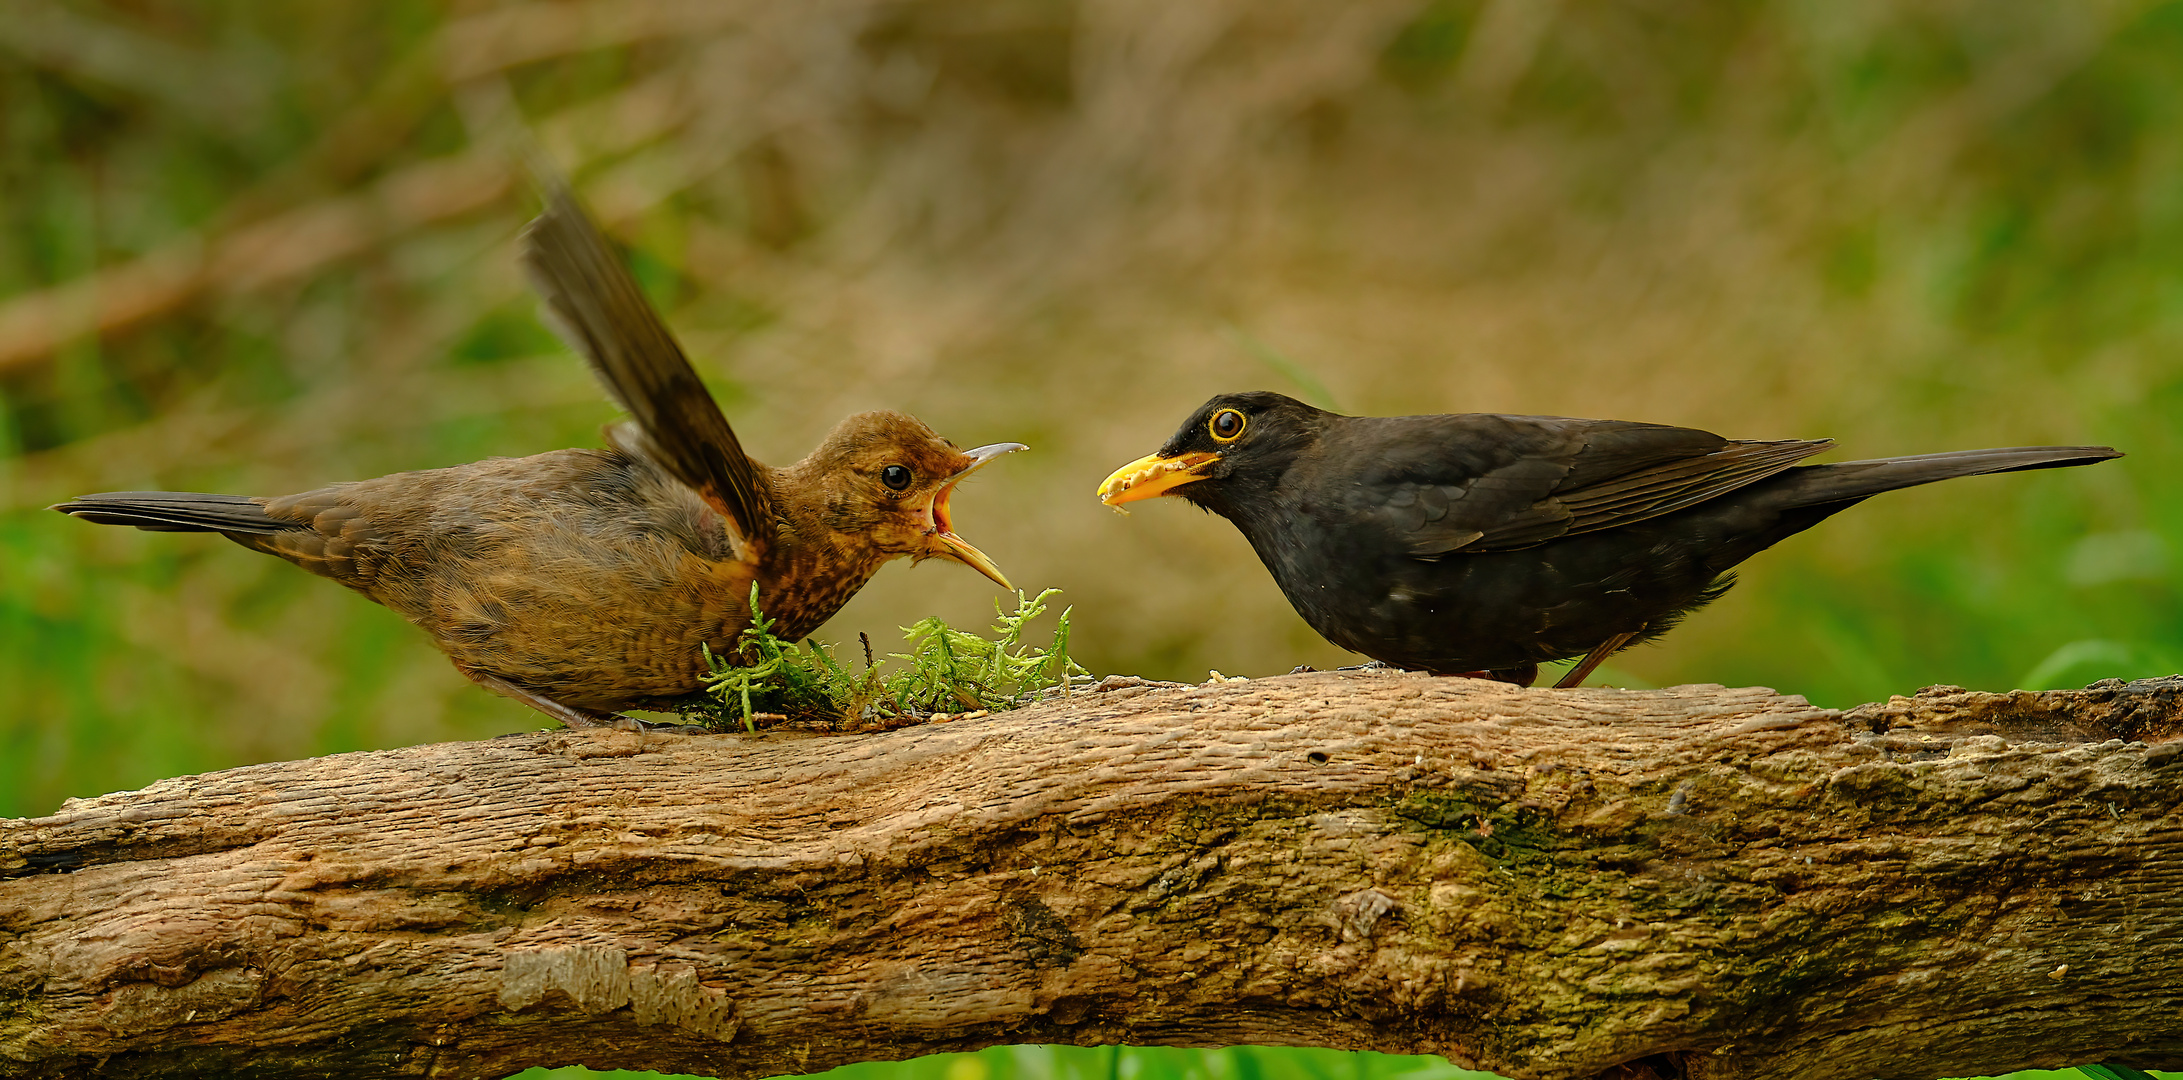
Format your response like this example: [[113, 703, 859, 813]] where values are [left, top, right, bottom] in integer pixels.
[[4, 670, 2182, 1080]]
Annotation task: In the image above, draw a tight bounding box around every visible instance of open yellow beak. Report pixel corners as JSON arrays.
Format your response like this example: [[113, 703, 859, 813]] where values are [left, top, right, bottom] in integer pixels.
[[929, 442, 1025, 590], [1097, 451, 1220, 507]]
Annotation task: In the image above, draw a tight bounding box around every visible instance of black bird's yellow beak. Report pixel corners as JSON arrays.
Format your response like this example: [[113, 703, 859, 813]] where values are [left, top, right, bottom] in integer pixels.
[[1097, 451, 1220, 507]]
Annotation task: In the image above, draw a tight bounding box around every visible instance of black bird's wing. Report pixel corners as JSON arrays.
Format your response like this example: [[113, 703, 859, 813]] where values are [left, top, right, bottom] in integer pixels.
[[519, 186, 772, 555], [1321, 414, 1834, 557], [1545, 435, 1837, 541]]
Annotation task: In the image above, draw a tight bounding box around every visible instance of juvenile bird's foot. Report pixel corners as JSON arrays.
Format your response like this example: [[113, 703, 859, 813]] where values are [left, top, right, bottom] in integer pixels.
[[459, 667, 707, 734], [557, 709, 713, 734], [603, 715, 712, 734], [560, 707, 712, 734]]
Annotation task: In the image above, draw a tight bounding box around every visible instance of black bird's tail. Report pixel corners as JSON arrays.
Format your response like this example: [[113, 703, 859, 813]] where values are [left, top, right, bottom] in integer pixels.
[[1773, 446, 2122, 508], [50, 492, 297, 535]]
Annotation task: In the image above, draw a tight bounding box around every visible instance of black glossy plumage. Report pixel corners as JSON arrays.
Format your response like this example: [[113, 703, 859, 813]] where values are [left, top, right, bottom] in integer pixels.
[[1119, 392, 2120, 683]]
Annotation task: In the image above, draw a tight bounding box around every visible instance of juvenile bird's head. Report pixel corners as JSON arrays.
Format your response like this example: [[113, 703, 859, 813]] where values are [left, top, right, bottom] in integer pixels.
[[1097, 391, 1329, 513], [788, 410, 1023, 588]]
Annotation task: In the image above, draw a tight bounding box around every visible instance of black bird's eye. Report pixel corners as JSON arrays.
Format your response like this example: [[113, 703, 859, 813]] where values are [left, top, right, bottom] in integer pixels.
[[881, 464, 913, 491], [1209, 408, 1247, 443]]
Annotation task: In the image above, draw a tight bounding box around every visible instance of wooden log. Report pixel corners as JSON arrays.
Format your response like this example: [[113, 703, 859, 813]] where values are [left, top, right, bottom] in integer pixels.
[[4, 670, 2181, 1080]]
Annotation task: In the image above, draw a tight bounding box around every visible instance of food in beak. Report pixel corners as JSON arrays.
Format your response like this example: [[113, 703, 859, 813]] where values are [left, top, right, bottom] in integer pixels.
[[1097, 451, 1220, 507]]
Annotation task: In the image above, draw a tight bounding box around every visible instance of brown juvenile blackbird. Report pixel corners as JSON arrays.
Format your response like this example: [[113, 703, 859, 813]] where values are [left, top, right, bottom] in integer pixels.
[[53, 189, 1024, 729], [1098, 391, 2119, 688]]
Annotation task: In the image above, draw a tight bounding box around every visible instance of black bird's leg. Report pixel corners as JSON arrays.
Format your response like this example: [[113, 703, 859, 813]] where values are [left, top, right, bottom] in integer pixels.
[[460, 667, 702, 733], [1554, 632, 1637, 689]]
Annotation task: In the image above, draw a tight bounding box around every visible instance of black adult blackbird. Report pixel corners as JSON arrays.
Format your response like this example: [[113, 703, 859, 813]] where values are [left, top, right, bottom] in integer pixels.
[[53, 188, 1023, 729], [1098, 391, 2119, 688]]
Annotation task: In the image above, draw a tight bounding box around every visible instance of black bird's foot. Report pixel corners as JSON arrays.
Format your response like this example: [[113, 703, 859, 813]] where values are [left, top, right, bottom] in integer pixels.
[[1490, 664, 1540, 687], [1436, 665, 1539, 687], [1289, 660, 1402, 674]]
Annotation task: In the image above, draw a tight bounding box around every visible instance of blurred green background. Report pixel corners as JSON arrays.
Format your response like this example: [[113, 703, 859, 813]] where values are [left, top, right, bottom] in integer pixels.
[[3, 1, 2179, 1078]]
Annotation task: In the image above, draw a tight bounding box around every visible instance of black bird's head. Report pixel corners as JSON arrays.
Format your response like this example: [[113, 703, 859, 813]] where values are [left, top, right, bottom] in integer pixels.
[[1097, 391, 1330, 514]]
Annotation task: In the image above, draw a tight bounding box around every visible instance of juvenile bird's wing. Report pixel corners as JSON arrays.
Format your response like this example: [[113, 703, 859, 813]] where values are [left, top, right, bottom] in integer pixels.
[[519, 186, 771, 555], [1323, 415, 1833, 557]]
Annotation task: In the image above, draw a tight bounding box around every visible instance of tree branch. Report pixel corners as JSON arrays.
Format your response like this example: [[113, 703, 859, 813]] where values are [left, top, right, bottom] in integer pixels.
[[4, 672, 2182, 1080]]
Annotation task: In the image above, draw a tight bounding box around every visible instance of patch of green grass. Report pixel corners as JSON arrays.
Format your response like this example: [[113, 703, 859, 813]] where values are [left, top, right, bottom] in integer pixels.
[[688, 586, 1090, 730]]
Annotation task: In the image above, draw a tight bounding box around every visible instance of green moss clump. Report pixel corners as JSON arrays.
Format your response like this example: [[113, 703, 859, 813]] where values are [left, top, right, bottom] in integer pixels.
[[689, 585, 1091, 731]]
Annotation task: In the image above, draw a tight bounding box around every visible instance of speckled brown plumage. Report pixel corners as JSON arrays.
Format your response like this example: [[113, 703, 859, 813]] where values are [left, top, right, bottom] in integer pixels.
[[53, 189, 1022, 727]]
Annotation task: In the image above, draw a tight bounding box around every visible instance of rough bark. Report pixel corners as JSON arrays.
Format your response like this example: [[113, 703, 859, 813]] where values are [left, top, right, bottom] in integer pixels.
[[4, 671, 2182, 1080]]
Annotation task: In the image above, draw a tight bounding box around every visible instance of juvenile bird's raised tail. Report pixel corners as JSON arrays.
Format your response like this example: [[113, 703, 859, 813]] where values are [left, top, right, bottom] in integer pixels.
[[1774, 445, 2122, 508], [50, 491, 297, 534]]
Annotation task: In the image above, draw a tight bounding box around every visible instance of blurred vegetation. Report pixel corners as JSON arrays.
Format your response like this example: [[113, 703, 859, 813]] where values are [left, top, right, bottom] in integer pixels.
[[2, 2, 2179, 1078]]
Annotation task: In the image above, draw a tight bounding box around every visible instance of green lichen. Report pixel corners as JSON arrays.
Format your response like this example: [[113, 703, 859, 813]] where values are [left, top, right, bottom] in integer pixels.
[[1395, 791, 1557, 860]]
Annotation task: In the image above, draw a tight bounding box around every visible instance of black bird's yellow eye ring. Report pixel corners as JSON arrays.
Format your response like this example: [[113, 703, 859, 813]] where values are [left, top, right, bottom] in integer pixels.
[[1208, 408, 1247, 443], [882, 464, 913, 491]]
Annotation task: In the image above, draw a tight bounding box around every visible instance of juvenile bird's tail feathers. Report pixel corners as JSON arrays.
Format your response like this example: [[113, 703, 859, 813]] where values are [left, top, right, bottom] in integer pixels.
[[1778, 446, 2122, 507], [49, 492, 296, 535]]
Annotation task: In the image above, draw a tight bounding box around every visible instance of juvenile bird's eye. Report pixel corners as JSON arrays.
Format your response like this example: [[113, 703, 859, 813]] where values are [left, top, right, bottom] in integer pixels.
[[881, 464, 913, 491], [1209, 409, 1247, 443]]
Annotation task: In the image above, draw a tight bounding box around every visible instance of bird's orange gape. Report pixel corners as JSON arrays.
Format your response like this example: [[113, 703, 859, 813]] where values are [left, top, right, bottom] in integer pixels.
[[927, 442, 1024, 589]]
